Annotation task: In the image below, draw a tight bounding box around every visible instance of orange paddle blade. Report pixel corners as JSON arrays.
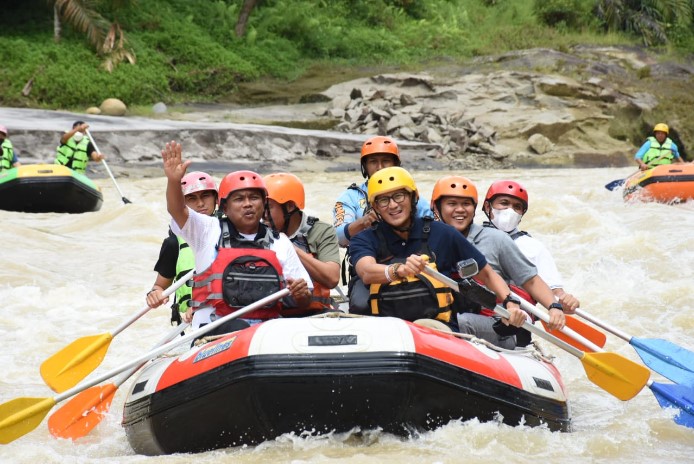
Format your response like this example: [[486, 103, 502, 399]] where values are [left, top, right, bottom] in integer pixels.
[[48, 383, 118, 440], [541, 315, 606, 352]]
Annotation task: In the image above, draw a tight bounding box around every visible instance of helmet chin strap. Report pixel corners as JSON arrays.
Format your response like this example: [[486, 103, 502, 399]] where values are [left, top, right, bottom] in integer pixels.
[[281, 203, 301, 234]]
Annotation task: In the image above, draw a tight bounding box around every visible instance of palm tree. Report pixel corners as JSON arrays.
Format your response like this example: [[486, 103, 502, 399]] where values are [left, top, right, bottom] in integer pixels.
[[51, 0, 136, 70], [597, 0, 693, 46]]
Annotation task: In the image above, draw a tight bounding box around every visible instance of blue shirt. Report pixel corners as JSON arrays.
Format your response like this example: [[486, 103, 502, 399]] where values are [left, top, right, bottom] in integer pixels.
[[333, 180, 433, 247], [349, 216, 488, 279]]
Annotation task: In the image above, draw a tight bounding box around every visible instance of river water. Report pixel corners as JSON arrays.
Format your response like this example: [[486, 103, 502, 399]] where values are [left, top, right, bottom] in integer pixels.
[[1, 166, 693, 463]]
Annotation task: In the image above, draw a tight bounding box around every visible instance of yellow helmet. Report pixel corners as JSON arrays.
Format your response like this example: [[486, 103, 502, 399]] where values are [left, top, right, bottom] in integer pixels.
[[367, 166, 418, 204], [653, 123, 669, 134]]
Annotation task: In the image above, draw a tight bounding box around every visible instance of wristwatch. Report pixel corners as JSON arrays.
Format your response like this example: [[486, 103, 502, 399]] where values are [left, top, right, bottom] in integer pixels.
[[502, 294, 521, 308], [548, 302, 564, 312]]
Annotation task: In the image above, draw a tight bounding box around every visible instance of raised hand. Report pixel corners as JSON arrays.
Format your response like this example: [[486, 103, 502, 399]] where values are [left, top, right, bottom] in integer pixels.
[[161, 141, 191, 182]]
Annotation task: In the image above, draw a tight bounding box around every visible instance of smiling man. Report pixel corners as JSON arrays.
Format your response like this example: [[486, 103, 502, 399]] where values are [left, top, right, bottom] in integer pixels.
[[161, 141, 313, 334], [348, 166, 519, 331]]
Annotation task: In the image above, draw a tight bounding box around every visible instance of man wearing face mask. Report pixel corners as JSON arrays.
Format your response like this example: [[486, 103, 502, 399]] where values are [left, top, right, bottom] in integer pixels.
[[482, 180, 580, 313], [430, 175, 566, 348], [55, 121, 105, 174]]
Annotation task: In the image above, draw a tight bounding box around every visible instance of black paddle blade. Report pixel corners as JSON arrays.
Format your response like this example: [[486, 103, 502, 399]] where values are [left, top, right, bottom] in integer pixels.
[[605, 178, 626, 191], [122, 197, 132, 204]]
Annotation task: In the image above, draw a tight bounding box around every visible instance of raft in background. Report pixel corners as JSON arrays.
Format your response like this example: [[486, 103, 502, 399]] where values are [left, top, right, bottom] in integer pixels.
[[122, 316, 571, 455], [623, 164, 694, 203], [0, 164, 103, 213]]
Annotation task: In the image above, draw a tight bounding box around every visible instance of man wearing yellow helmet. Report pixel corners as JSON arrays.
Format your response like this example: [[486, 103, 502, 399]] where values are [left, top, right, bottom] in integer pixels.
[[348, 166, 522, 331], [634, 123, 684, 171]]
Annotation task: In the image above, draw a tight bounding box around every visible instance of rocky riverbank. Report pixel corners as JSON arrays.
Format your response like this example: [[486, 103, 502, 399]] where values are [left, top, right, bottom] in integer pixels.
[[4, 45, 692, 176]]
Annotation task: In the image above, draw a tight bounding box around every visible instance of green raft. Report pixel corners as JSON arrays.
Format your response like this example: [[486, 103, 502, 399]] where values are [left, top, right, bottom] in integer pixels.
[[0, 164, 103, 213]]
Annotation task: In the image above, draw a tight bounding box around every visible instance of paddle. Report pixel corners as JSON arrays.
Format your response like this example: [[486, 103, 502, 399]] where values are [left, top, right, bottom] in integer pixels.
[[574, 308, 694, 387], [604, 152, 671, 191], [509, 291, 607, 353], [48, 322, 190, 440], [40, 270, 195, 393], [85, 129, 132, 204], [532, 306, 694, 429], [421, 265, 650, 401], [0, 287, 290, 445]]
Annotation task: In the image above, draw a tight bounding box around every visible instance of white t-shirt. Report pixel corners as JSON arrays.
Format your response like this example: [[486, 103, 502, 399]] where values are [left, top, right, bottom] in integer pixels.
[[170, 208, 313, 288], [513, 233, 564, 290]]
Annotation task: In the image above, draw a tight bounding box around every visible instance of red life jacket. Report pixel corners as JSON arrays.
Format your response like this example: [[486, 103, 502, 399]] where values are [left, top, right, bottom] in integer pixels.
[[191, 220, 286, 320], [283, 215, 334, 316]]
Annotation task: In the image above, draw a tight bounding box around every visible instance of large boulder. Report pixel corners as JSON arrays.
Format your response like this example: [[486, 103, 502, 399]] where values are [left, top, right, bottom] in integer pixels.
[[100, 98, 127, 116]]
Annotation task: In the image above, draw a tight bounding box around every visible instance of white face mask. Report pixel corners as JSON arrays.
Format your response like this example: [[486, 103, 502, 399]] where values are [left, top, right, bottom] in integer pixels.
[[73, 131, 84, 142], [491, 207, 522, 232]]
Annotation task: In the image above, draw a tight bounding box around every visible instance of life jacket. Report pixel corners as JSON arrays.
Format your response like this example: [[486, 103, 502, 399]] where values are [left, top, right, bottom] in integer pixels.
[[643, 136, 675, 166], [1, 139, 14, 171], [367, 218, 454, 323], [173, 233, 195, 314], [284, 214, 334, 316], [191, 219, 286, 320], [55, 136, 90, 173]]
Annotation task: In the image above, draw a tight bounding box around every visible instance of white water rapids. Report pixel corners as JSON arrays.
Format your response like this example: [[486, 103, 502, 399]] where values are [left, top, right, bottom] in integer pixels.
[[1, 167, 693, 463]]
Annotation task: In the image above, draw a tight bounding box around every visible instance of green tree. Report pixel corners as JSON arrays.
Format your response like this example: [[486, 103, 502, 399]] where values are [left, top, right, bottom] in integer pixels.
[[597, 0, 693, 45], [51, 0, 136, 70]]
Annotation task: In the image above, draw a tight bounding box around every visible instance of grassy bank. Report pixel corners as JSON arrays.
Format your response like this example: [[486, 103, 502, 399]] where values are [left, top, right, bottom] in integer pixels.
[[0, 0, 649, 109]]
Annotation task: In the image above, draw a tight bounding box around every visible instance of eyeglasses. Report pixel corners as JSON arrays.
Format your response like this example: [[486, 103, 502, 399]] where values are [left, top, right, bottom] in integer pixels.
[[374, 191, 408, 208]]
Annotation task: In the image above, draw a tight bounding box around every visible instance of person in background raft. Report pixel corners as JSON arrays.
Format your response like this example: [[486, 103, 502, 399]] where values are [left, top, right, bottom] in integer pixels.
[[348, 166, 522, 332], [146, 171, 219, 326], [161, 141, 313, 335], [482, 179, 580, 312], [55, 121, 105, 174], [634, 123, 684, 171], [264, 172, 341, 316], [0, 125, 21, 171], [430, 175, 567, 349]]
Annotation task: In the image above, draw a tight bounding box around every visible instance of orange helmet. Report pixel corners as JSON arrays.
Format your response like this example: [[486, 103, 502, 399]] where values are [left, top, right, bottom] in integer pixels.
[[360, 136, 401, 177], [484, 180, 528, 211], [218, 170, 266, 206], [430, 176, 479, 211], [264, 173, 305, 209]]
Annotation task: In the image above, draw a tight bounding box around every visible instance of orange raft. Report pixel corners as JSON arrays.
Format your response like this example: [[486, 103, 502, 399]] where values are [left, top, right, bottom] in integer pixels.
[[623, 164, 694, 203]]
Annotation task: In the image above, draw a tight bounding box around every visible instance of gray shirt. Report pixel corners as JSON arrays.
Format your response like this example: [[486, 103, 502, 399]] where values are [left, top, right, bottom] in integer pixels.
[[466, 223, 537, 286]]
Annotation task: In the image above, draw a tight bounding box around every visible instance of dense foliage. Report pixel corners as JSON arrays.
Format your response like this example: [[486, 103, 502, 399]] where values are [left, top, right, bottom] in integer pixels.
[[0, 0, 693, 109]]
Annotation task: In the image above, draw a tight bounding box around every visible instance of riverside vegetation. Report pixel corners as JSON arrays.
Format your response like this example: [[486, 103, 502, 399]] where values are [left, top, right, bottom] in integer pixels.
[[1, 0, 693, 164]]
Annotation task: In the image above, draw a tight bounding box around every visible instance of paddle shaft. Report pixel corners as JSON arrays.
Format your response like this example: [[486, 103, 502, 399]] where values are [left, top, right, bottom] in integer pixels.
[[574, 308, 631, 342], [52, 288, 290, 404], [510, 291, 603, 352], [85, 129, 131, 204], [111, 269, 194, 337], [420, 267, 584, 357]]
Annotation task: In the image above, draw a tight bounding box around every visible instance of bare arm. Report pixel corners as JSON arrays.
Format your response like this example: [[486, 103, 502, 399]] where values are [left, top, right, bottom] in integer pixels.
[[294, 247, 340, 288], [476, 264, 525, 328], [522, 274, 566, 330], [146, 274, 174, 309], [161, 141, 191, 229]]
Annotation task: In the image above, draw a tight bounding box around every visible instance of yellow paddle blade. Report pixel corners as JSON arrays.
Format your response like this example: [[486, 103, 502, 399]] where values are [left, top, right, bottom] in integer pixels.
[[40, 333, 113, 393], [0, 397, 56, 444], [581, 352, 651, 401], [48, 383, 117, 440]]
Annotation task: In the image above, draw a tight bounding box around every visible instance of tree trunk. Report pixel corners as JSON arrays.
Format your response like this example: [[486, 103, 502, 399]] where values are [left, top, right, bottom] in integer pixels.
[[53, 4, 61, 43], [235, 0, 258, 37]]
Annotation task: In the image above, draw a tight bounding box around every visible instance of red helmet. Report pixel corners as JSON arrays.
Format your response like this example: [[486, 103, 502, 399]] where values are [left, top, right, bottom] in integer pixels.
[[360, 136, 401, 177], [484, 180, 528, 211], [430, 176, 479, 210], [264, 173, 305, 209], [218, 170, 267, 206], [181, 171, 217, 196]]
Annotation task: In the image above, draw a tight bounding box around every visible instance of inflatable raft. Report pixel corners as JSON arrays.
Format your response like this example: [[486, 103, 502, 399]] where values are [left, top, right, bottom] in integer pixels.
[[623, 164, 694, 203], [122, 315, 571, 455], [0, 164, 103, 213]]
